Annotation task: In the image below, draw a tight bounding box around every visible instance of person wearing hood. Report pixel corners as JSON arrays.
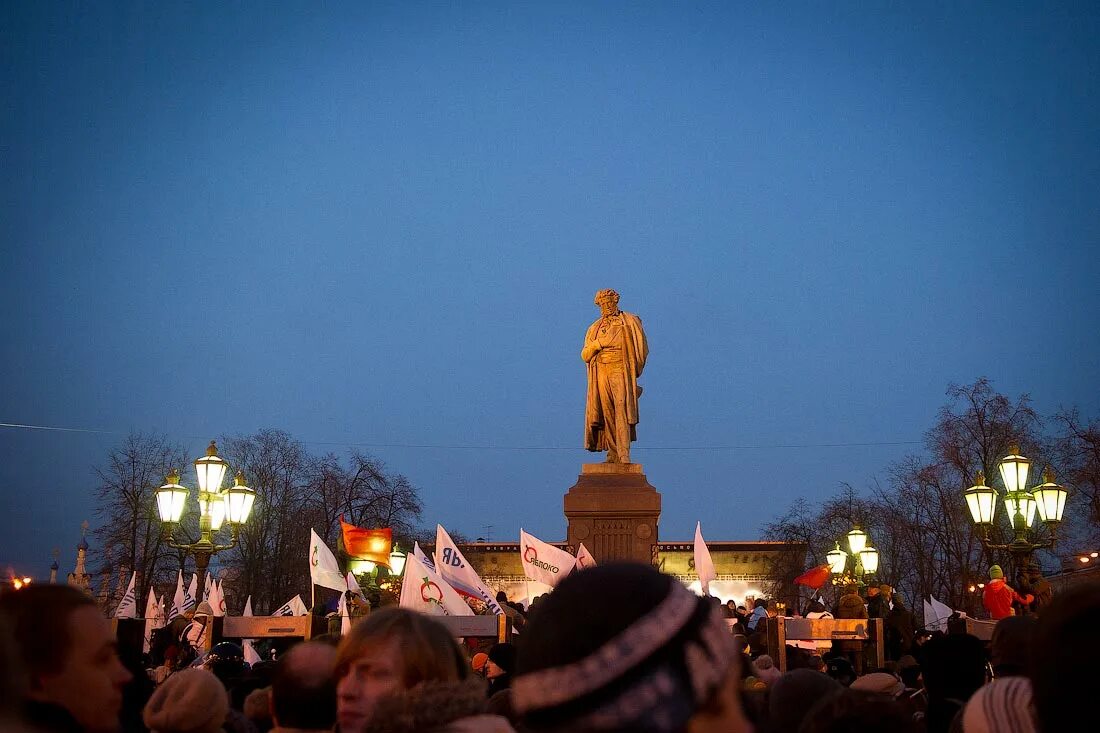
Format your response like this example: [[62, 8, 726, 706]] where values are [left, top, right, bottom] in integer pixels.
[[982, 566, 1032, 621], [335, 607, 514, 733]]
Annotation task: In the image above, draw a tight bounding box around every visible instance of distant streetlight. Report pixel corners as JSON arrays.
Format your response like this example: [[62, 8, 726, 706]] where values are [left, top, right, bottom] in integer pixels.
[[963, 444, 1067, 570], [155, 441, 256, 601], [827, 524, 880, 587]]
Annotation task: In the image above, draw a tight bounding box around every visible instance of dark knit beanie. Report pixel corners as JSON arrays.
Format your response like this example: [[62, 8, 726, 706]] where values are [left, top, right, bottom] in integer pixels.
[[513, 563, 737, 732], [488, 642, 516, 675]]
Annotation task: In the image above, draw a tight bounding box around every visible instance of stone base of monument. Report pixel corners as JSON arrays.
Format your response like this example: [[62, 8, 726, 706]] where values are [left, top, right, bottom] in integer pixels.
[[564, 463, 662, 565]]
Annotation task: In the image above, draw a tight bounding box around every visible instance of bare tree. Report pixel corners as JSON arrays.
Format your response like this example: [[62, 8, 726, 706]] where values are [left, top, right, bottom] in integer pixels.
[[92, 432, 188, 611], [1052, 408, 1100, 549]]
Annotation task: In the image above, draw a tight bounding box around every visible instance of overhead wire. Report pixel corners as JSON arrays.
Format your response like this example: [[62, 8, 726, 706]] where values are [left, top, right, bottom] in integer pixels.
[[0, 421, 922, 451]]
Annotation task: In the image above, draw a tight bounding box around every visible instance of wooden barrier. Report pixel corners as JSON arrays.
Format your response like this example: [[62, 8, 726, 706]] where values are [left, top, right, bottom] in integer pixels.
[[768, 617, 884, 672], [217, 615, 328, 641], [434, 614, 511, 643]]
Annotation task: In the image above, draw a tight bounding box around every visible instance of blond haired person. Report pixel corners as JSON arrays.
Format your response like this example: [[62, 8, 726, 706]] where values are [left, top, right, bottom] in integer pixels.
[[335, 607, 514, 733]]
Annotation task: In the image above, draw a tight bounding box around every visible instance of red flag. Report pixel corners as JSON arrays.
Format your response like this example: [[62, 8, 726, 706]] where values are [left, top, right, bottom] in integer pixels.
[[793, 564, 832, 589], [340, 516, 392, 567]]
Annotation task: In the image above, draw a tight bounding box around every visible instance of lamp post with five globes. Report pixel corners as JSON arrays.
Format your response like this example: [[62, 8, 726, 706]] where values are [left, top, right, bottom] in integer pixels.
[[155, 441, 256, 603], [963, 444, 1068, 574]]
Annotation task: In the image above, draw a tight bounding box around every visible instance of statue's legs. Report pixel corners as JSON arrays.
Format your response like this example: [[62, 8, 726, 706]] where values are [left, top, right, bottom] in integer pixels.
[[596, 368, 632, 463]]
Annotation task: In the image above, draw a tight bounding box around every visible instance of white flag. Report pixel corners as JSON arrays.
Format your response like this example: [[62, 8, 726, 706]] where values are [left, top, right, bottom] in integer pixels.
[[186, 574, 198, 610], [143, 588, 163, 654], [144, 587, 162, 622], [400, 550, 474, 616], [271, 594, 308, 617], [114, 572, 138, 618], [414, 542, 436, 572], [240, 596, 261, 665], [929, 596, 954, 632], [169, 571, 186, 620], [345, 571, 364, 600], [694, 522, 716, 596], [209, 579, 226, 617], [309, 528, 347, 591], [243, 640, 262, 666], [433, 525, 504, 615], [576, 543, 597, 570], [204, 573, 213, 602], [520, 529, 576, 588]]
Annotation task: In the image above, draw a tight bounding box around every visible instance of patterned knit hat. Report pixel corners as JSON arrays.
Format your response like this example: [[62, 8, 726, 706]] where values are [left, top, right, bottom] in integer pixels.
[[961, 676, 1036, 733], [513, 563, 738, 732], [989, 565, 1004, 580]]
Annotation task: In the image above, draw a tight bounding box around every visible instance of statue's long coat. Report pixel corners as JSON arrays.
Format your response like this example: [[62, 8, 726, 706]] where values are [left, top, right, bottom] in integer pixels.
[[583, 311, 648, 452]]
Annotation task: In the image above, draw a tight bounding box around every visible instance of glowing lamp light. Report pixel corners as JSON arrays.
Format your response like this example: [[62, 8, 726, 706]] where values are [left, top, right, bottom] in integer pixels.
[[1032, 467, 1067, 524], [225, 472, 256, 525], [846, 526, 868, 555], [964, 472, 998, 526], [349, 559, 377, 575], [194, 441, 229, 494], [998, 444, 1031, 495], [388, 544, 407, 576], [1081, 556, 1090, 564], [199, 490, 227, 531], [156, 470, 189, 523], [1004, 489, 1037, 529], [859, 545, 879, 574], [826, 543, 848, 574]]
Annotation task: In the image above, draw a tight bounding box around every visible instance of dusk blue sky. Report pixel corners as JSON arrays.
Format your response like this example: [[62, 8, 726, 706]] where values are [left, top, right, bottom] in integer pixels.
[[3, 3, 1098, 579]]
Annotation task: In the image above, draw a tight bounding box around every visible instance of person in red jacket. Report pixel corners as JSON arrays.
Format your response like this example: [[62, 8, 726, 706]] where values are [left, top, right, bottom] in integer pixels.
[[983, 565, 1033, 620]]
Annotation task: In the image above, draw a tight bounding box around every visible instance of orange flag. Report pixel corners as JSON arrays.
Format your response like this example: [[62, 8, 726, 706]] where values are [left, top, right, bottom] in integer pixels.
[[793, 563, 833, 589], [340, 516, 393, 566]]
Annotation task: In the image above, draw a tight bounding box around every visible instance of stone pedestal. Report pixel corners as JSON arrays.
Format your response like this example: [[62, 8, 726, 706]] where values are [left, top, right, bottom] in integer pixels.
[[564, 463, 661, 565]]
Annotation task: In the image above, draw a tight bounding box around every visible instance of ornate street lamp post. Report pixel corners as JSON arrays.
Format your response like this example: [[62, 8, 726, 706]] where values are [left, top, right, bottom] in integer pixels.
[[827, 524, 880, 587], [155, 441, 256, 602], [963, 444, 1068, 571]]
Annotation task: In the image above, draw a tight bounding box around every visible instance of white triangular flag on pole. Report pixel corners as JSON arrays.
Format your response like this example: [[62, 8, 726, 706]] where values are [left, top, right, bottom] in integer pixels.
[[337, 590, 351, 636], [113, 572, 138, 618], [240, 595, 261, 665], [169, 571, 186, 620], [400, 550, 474, 616], [204, 573, 213, 602], [243, 640, 261, 666], [271, 594, 308, 617], [309, 528, 347, 591], [414, 542, 436, 572], [209, 579, 226, 617], [186, 574, 198, 610], [694, 522, 716, 597], [434, 525, 504, 615], [923, 598, 936, 630], [576, 543, 597, 570], [142, 587, 163, 654], [520, 529, 576, 588]]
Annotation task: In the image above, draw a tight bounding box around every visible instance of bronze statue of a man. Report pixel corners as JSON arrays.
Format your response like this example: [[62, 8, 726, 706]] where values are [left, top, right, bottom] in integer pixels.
[[581, 289, 648, 463]]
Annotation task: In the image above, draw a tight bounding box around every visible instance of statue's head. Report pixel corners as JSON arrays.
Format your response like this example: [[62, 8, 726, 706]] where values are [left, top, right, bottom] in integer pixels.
[[594, 289, 620, 316]]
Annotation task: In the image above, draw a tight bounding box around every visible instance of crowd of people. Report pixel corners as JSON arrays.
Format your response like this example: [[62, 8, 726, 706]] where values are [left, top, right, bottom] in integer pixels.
[[0, 563, 1096, 733]]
